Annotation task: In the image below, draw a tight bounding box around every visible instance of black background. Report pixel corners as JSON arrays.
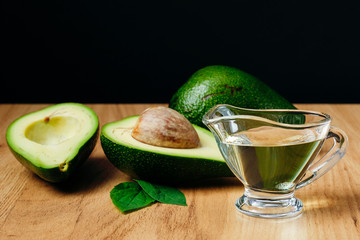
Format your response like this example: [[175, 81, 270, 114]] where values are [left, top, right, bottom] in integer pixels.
[[2, 0, 360, 103]]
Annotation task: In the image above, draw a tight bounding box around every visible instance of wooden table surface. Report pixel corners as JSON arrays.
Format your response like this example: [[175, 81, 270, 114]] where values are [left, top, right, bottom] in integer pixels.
[[0, 103, 359, 240]]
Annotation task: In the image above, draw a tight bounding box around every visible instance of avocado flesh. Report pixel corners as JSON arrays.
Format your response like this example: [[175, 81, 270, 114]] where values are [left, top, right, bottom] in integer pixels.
[[101, 116, 234, 183], [6, 103, 99, 182], [169, 65, 296, 128]]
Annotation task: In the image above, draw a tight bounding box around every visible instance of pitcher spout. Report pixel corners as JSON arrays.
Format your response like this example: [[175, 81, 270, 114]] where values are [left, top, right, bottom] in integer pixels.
[[202, 104, 331, 144]]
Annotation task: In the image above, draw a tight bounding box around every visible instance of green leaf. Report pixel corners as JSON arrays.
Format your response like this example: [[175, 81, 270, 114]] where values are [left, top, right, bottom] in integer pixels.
[[110, 182, 155, 213], [134, 179, 187, 206]]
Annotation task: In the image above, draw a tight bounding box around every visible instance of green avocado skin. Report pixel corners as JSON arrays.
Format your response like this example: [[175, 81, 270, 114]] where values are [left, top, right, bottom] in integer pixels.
[[169, 65, 296, 127], [8, 129, 99, 183], [100, 134, 234, 183]]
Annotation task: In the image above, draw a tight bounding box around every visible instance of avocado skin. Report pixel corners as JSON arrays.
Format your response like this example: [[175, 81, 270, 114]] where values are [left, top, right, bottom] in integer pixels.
[[169, 65, 296, 128], [8, 128, 99, 183], [100, 134, 234, 183]]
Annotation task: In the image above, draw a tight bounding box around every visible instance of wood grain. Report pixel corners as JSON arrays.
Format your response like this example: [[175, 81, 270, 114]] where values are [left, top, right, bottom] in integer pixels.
[[0, 104, 359, 240]]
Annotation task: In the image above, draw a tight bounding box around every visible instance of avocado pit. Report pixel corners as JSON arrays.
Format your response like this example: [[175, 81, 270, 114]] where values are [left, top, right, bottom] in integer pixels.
[[131, 106, 201, 149]]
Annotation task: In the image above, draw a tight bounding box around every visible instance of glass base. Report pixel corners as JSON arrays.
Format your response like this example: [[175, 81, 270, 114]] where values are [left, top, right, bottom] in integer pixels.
[[235, 188, 303, 219]]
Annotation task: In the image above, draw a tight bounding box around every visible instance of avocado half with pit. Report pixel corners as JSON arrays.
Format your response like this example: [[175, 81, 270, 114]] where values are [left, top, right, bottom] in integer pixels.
[[6, 103, 99, 182], [100, 114, 234, 183]]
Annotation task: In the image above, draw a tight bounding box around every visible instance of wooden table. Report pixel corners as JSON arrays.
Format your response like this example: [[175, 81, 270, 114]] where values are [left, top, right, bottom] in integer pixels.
[[0, 104, 359, 240]]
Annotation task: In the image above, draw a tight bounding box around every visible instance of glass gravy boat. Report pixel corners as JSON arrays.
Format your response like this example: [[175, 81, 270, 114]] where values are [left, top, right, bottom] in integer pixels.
[[203, 104, 348, 218]]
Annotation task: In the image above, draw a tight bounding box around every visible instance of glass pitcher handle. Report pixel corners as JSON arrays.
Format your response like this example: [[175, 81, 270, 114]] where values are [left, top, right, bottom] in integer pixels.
[[296, 126, 348, 189]]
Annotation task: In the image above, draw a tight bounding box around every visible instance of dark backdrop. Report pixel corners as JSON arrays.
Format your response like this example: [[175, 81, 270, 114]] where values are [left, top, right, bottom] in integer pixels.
[[2, 0, 360, 103]]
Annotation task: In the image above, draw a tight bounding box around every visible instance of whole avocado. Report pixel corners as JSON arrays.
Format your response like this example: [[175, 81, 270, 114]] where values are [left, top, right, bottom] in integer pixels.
[[169, 65, 296, 127]]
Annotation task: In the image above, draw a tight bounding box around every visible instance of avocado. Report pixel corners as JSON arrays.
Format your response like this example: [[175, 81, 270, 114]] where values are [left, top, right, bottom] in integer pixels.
[[100, 115, 234, 183], [6, 103, 99, 182], [169, 65, 296, 128]]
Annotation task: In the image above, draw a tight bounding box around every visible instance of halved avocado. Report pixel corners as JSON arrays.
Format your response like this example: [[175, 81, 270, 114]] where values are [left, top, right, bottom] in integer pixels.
[[100, 116, 234, 183], [6, 103, 99, 182]]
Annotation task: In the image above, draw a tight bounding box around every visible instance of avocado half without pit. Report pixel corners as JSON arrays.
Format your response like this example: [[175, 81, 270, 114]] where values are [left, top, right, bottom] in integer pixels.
[[100, 106, 233, 183], [6, 103, 99, 182]]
